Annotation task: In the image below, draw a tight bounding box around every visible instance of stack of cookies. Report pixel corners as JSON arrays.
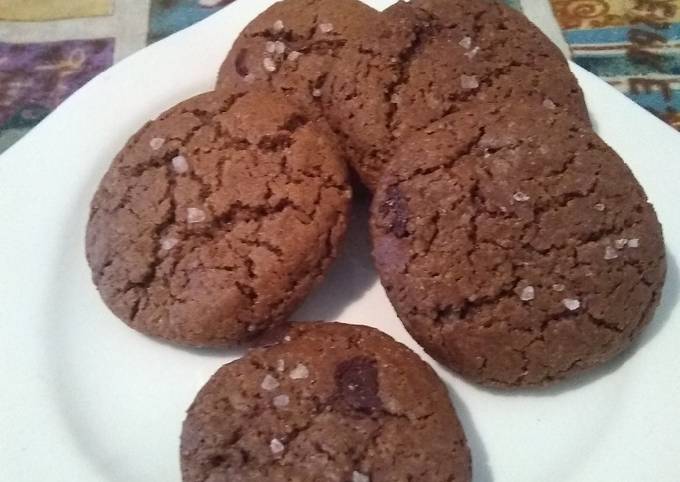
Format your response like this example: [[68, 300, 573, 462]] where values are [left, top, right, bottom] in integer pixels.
[[85, 0, 666, 480]]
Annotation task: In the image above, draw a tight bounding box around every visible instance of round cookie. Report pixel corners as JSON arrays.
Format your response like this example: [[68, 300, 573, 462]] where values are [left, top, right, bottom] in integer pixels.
[[323, 0, 590, 190], [181, 322, 472, 482], [216, 0, 379, 115], [86, 90, 351, 347], [371, 102, 666, 388]]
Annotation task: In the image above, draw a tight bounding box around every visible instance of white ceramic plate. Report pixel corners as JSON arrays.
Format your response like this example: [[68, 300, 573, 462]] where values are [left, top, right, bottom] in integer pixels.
[[1, 1, 679, 481]]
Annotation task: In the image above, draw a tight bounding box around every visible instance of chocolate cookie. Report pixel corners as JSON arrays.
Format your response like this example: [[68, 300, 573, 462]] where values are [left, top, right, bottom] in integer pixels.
[[323, 0, 589, 190], [216, 0, 379, 115], [181, 322, 472, 481], [371, 102, 666, 388], [86, 90, 351, 347]]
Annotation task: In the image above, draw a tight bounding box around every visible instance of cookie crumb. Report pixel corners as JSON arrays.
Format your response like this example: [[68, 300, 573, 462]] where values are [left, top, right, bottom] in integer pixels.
[[562, 298, 581, 311], [552, 283, 566, 292], [272, 19, 284, 33], [319, 22, 334, 33], [614, 238, 628, 249], [273, 394, 290, 408], [274, 40, 286, 55], [353, 471, 370, 482], [172, 155, 189, 174], [519, 286, 535, 301], [460, 75, 479, 90], [263, 57, 277, 72], [187, 207, 206, 224], [458, 36, 472, 49], [513, 191, 530, 202], [261, 374, 280, 391], [604, 246, 619, 260], [543, 99, 557, 110], [289, 363, 309, 379], [270, 438, 285, 455], [628, 238, 640, 248], [149, 137, 165, 150], [287, 50, 302, 61], [276, 359, 285, 372], [594, 203, 606, 211], [161, 237, 179, 251]]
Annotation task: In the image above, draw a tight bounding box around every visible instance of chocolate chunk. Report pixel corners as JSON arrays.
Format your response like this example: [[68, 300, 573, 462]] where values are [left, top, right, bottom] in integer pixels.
[[335, 356, 382, 413]]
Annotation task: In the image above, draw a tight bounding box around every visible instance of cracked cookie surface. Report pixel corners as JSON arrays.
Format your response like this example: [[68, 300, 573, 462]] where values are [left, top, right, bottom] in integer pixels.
[[216, 0, 379, 116], [86, 90, 351, 347], [371, 102, 665, 388], [323, 0, 589, 190], [181, 322, 471, 482]]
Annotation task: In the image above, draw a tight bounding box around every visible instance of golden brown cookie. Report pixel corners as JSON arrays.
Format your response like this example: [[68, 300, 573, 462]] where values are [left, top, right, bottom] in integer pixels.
[[324, 0, 589, 190], [371, 102, 665, 387], [216, 0, 379, 116], [181, 322, 472, 481], [86, 90, 351, 347]]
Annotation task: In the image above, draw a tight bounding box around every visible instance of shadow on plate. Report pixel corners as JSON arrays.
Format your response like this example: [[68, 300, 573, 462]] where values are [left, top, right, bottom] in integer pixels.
[[484, 250, 679, 398], [292, 189, 379, 322]]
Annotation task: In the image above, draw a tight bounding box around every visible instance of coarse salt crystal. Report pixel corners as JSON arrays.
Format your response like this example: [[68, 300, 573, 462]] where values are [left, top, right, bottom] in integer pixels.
[[272, 20, 284, 33], [161, 237, 179, 251], [263, 57, 277, 72], [149, 137, 165, 150], [187, 208, 206, 224], [562, 298, 581, 311], [312, 88, 322, 97], [459, 36, 472, 49], [283, 335, 292, 342], [614, 238, 628, 249], [270, 438, 285, 454], [172, 155, 189, 174], [604, 246, 619, 260], [353, 472, 370, 482], [594, 203, 606, 211], [261, 374, 279, 391], [244, 73, 256, 83], [274, 40, 286, 55], [289, 363, 309, 380], [276, 359, 285, 372], [552, 283, 566, 292], [460, 75, 479, 90], [513, 191, 530, 202], [287, 50, 302, 61], [543, 99, 557, 110], [628, 238, 640, 248], [464, 46, 480, 59], [265, 41, 276, 53], [319, 22, 334, 33], [519, 286, 535, 301], [273, 394, 290, 408]]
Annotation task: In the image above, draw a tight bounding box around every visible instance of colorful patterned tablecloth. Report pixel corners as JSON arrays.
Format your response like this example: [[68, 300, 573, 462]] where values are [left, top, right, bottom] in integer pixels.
[[0, 0, 678, 153]]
